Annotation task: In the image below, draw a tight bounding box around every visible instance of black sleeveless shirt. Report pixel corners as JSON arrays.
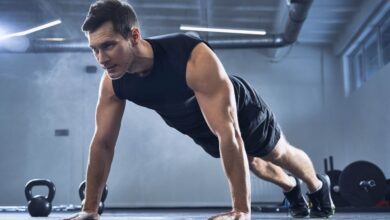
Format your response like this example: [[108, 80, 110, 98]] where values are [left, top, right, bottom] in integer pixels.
[[112, 33, 211, 138], [112, 33, 273, 157]]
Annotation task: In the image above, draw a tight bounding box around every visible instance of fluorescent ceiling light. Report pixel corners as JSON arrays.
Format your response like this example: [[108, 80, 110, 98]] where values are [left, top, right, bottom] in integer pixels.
[[180, 25, 266, 35], [38, 37, 66, 42], [0, 19, 62, 41]]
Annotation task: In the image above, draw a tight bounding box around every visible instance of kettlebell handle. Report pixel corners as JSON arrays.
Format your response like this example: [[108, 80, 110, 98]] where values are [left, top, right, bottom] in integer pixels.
[[25, 179, 56, 202], [79, 180, 108, 202]]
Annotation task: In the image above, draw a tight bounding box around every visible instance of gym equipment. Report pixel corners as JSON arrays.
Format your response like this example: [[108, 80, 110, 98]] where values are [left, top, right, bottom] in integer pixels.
[[323, 156, 349, 207], [385, 179, 390, 203], [24, 179, 56, 217], [339, 161, 387, 207], [79, 180, 108, 215]]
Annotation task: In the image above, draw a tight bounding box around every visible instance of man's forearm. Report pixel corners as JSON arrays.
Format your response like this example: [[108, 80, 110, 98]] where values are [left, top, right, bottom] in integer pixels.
[[219, 135, 251, 212], [83, 141, 115, 212]]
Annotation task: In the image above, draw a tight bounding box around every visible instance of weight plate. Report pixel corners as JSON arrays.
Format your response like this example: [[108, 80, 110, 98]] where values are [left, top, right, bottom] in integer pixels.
[[339, 161, 386, 207], [326, 170, 350, 207], [385, 179, 390, 202]]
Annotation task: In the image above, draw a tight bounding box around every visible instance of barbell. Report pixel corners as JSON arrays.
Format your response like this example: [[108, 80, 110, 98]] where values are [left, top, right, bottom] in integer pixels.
[[324, 157, 387, 208]]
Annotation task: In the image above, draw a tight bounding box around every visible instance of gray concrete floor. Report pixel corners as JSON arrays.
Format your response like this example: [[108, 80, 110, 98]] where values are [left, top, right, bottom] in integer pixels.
[[1, 209, 390, 220]]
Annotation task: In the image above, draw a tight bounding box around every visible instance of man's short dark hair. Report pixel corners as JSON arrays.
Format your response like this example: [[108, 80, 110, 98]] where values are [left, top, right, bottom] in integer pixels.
[[82, 0, 139, 38]]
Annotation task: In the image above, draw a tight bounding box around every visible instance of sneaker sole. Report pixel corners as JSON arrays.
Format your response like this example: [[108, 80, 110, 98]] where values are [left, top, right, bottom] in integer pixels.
[[309, 174, 336, 218], [289, 177, 310, 218]]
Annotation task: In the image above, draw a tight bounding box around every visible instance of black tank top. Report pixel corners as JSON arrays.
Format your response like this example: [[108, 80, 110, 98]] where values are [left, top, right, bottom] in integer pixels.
[[112, 33, 263, 140]]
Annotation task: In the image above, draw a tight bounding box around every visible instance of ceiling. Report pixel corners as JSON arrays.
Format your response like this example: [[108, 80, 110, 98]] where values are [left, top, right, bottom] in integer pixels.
[[0, 0, 366, 48]]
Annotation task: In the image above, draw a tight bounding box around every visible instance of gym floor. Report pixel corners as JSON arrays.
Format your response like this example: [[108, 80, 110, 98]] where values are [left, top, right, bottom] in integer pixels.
[[1, 208, 390, 220]]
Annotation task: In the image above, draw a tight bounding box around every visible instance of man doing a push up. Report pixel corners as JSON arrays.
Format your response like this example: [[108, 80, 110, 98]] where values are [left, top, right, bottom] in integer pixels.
[[64, 1, 334, 219]]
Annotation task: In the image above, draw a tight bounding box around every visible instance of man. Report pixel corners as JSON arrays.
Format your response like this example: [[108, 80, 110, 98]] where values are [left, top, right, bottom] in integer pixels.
[[64, 0, 334, 219]]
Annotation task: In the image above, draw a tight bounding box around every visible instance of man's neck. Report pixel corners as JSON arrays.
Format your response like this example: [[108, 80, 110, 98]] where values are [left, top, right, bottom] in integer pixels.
[[128, 39, 154, 77]]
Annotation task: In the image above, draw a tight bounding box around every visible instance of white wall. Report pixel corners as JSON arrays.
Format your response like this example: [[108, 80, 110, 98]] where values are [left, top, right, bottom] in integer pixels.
[[0, 43, 388, 207], [0, 53, 98, 206], [335, 63, 390, 175]]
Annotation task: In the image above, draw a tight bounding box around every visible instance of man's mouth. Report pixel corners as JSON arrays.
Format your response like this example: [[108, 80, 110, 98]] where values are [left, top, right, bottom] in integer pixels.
[[105, 65, 117, 71]]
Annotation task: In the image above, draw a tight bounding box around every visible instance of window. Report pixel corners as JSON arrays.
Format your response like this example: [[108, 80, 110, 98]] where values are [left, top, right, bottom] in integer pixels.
[[350, 46, 365, 89], [364, 31, 380, 79], [381, 15, 390, 64], [343, 10, 390, 95]]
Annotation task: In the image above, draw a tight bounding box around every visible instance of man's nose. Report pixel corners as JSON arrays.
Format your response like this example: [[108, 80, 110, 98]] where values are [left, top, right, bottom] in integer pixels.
[[97, 51, 109, 65]]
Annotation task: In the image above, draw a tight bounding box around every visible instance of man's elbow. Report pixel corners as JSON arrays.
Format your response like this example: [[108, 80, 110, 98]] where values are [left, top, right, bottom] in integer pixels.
[[216, 126, 243, 150], [91, 135, 116, 152]]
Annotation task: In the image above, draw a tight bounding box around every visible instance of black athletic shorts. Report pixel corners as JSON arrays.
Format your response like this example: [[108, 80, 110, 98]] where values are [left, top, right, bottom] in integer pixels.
[[192, 75, 281, 158]]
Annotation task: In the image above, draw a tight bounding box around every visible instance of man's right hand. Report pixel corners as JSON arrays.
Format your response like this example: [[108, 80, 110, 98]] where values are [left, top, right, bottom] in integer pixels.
[[208, 211, 250, 220], [62, 211, 99, 220]]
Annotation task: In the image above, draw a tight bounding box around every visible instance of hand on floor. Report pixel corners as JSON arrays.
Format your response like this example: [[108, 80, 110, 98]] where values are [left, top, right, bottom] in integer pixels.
[[61, 211, 100, 220], [208, 211, 250, 220]]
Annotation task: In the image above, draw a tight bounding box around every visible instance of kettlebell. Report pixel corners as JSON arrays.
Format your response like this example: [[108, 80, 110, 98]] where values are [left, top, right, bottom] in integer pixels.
[[24, 179, 56, 217], [79, 180, 108, 215]]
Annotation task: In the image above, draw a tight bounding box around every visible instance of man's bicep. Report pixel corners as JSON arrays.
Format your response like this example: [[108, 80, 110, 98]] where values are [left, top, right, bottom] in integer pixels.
[[194, 82, 238, 138], [188, 44, 239, 137]]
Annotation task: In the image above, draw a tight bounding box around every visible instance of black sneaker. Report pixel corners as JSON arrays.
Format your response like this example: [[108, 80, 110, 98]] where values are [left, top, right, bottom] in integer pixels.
[[283, 177, 309, 218], [307, 174, 335, 218]]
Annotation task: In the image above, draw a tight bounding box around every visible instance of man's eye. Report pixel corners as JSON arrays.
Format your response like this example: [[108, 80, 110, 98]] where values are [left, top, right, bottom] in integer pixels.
[[103, 44, 114, 49]]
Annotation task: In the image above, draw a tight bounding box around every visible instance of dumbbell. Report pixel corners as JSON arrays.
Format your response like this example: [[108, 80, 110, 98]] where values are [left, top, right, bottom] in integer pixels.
[[79, 180, 108, 215], [25, 179, 56, 217]]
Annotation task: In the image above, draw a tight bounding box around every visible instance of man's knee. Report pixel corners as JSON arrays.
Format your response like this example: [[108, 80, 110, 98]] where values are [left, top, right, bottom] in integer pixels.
[[247, 156, 257, 171], [248, 156, 263, 172], [247, 156, 270, 173]]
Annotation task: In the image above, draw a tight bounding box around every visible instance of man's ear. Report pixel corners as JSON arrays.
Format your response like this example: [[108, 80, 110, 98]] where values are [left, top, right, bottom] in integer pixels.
[[129, 27, 141, 46]]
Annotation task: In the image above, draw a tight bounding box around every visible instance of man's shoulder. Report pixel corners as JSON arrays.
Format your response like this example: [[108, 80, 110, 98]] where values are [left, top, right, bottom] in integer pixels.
[[146, 32, 201, 43]]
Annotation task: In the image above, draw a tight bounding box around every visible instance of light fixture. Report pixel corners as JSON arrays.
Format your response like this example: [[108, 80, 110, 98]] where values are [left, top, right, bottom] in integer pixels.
[[38, 38, 66, 42], [180, 25, 266, 36], [0, 19, 62, 41]]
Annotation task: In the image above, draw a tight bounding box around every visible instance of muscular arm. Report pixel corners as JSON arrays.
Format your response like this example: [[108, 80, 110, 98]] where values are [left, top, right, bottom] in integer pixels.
[[186, 43, 251, 213], [83, 73, 126, 213]]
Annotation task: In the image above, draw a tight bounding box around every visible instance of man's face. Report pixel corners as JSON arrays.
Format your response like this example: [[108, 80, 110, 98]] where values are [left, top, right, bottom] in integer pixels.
[[88, 21, 133, 80]]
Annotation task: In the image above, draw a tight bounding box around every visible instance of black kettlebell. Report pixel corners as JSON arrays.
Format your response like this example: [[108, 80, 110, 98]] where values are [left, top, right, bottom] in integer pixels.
[[79, 180, 108, 215], [25, 179, 56, 217]]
